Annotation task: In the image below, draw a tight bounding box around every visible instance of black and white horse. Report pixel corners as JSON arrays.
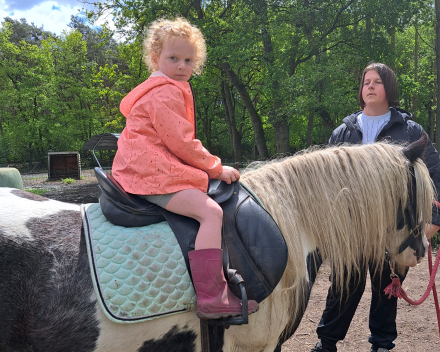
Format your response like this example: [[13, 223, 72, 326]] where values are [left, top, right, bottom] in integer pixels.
[[0, 138, 433, 352]]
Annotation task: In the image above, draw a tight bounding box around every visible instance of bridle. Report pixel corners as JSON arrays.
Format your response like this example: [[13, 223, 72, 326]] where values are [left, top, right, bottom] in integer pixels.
[[396, 199, 422, 255], [386, 166, 424, 264]]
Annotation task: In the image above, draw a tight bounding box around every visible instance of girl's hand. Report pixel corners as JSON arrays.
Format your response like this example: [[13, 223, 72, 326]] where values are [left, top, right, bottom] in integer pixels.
[[217, 166, 240, 184]]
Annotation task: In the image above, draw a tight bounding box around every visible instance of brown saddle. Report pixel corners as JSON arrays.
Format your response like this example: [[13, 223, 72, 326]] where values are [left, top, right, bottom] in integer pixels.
[[94, 167, 288, 305]]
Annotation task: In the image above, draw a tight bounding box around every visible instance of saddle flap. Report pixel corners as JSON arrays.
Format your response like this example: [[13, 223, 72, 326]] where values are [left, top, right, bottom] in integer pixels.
[[234, 197, 288, 289], [207, 179, 234, 203], [219, 184, 287, 303]]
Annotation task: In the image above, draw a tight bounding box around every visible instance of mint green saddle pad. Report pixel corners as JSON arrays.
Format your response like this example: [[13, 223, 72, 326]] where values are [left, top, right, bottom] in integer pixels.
[[81, 203, 196, 323]]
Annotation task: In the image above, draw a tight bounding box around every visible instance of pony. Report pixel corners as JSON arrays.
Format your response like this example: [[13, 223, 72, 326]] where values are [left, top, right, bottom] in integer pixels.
[[0, 138, 434, 352]]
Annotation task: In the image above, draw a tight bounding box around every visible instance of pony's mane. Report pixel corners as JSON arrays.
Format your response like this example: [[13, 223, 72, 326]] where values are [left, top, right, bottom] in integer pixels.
[[240, 142, 434, 326]]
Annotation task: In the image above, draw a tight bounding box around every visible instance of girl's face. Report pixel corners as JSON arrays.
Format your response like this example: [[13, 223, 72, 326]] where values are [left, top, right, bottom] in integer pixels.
[[362, 69, 388, 109], [153, 37, 195, 82]]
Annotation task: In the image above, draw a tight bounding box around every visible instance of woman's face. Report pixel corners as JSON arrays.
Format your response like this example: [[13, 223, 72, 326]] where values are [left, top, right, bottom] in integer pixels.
[[362, 69, 388, 110]]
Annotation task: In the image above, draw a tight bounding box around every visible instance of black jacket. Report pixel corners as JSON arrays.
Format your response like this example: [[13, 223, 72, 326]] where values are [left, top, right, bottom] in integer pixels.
[[329, 107, 440, 225]]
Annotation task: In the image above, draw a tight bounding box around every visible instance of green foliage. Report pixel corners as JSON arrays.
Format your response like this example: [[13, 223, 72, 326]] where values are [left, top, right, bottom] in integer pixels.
[[0, 19, 126, 165], [24, 188, 47, 196], [61, 178, 76, 184], [431, 232, 440, 250], [0, 0, 439, 163], [3, 17, 56, 45]]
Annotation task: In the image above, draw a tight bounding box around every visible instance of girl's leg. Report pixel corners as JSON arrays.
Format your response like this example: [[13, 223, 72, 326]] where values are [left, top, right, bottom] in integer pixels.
[[164, 189, 223, 249], [164, 188, 259, 319]]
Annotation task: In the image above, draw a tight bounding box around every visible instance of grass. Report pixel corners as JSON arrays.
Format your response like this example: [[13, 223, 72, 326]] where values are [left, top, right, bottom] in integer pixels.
[[61, 178, 76, 184], [24, 188, 47, 196], [26, 176, 45, 180]]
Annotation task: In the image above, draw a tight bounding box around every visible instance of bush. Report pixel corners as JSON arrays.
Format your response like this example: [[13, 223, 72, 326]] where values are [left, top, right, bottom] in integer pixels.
[[61, 178, 76, 185]]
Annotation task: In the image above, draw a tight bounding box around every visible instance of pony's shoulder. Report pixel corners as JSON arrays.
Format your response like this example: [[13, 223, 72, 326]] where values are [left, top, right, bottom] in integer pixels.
[[0, 188, 80, 240]]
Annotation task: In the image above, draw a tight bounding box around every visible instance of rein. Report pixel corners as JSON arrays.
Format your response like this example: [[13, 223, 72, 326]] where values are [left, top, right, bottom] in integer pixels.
[[384, 239, 440, 339]]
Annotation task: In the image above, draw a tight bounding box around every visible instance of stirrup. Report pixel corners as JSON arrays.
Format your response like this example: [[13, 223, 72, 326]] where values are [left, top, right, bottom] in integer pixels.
[[208, 269, 249, 328]]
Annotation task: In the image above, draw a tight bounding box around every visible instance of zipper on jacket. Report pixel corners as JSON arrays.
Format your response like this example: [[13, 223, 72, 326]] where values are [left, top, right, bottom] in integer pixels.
[[375, 108, 407, 142]]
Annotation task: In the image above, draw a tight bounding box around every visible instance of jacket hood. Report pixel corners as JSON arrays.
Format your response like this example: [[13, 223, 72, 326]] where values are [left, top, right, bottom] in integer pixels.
[[119, 76, 191, 118]]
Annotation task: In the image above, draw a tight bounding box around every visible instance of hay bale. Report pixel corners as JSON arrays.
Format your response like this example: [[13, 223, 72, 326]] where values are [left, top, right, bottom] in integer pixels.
[[0, 168, 24, 190]]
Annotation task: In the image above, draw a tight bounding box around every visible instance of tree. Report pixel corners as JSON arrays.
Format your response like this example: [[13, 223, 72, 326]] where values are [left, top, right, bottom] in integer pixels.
[[0, 22, 55, 163], [2, 17, 56, 45], [436, 0, 440, 150], [68, 15, 120, 67]]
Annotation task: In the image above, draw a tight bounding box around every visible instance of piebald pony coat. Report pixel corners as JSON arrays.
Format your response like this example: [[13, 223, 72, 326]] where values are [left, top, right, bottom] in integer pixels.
[[0, 141, 433, 352]]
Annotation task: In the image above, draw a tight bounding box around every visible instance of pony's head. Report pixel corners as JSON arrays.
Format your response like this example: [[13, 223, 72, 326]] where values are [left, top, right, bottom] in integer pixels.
[[387, 134, 434, 274]]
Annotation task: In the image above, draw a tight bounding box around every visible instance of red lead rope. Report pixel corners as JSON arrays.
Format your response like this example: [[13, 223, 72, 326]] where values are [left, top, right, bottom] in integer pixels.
[[384, 240, 440, 338]]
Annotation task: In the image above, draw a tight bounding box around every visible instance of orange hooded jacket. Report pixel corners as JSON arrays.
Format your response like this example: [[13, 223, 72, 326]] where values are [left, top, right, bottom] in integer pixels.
[[112, 75, 223, 195]]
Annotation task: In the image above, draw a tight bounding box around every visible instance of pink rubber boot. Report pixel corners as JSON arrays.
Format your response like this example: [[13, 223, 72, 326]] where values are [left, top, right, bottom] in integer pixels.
[[188, 248, 259, 319]]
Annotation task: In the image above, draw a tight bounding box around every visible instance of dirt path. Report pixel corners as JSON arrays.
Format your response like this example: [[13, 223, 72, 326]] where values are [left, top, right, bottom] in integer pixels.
[[22, 169, 100, 204], [282, 256, 440, 352]]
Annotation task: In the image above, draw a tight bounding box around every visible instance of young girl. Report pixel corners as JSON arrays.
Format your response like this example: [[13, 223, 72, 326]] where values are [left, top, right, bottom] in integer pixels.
[[111, 17, 258, 319]]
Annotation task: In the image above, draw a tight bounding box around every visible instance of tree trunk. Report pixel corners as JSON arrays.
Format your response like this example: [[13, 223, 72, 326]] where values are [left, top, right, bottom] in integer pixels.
[[316, 107, 336, 130], [269, 82, 290, 154], [306, 110, 314, 147], [247, 0, 289, 154], [413, 17, 418, 120], [366, 14, 372, 60], [221, 80, 242, 161], [435, 0, 440, 150], [273, 119, 290, 153], [432, 62, 437, 142], [199, 111, 212, 150], [221, 62, 269, 159], [390, 27, 396, 71], [193, 0, 204, 19]]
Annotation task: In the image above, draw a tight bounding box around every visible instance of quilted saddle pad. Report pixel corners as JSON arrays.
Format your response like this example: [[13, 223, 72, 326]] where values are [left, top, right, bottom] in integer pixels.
[[81, 203, 197, 324]]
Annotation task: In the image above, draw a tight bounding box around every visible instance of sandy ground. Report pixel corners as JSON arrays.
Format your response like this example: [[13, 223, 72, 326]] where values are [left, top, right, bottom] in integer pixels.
[[281, 256, 440, 352]]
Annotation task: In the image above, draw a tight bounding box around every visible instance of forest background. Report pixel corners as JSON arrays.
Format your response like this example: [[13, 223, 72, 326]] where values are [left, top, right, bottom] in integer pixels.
[[1, 0, 439, 167]]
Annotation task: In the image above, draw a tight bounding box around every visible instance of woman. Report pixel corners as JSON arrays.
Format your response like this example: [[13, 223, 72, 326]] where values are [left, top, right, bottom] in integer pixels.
[[311, 62, 440, 352]]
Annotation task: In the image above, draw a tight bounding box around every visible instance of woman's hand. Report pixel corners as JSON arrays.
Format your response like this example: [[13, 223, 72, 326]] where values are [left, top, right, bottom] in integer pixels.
[[216, 166, 240, 184], [425, 224, 440, 240]]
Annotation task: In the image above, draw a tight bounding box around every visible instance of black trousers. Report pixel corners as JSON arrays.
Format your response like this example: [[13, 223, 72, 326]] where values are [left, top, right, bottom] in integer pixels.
[[316, 261, 407, 351]]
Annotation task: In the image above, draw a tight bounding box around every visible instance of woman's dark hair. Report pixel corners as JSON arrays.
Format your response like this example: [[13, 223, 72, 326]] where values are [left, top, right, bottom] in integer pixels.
[[358, 62, 399, 109]]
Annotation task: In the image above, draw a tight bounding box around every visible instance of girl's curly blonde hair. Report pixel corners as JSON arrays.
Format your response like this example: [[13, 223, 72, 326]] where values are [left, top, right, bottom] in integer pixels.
[[143, 17, 207, 75]]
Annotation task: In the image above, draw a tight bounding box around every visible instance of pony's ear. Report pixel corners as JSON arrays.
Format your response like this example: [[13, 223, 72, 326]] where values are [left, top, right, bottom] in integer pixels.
[[402, 133, 428, 163]]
